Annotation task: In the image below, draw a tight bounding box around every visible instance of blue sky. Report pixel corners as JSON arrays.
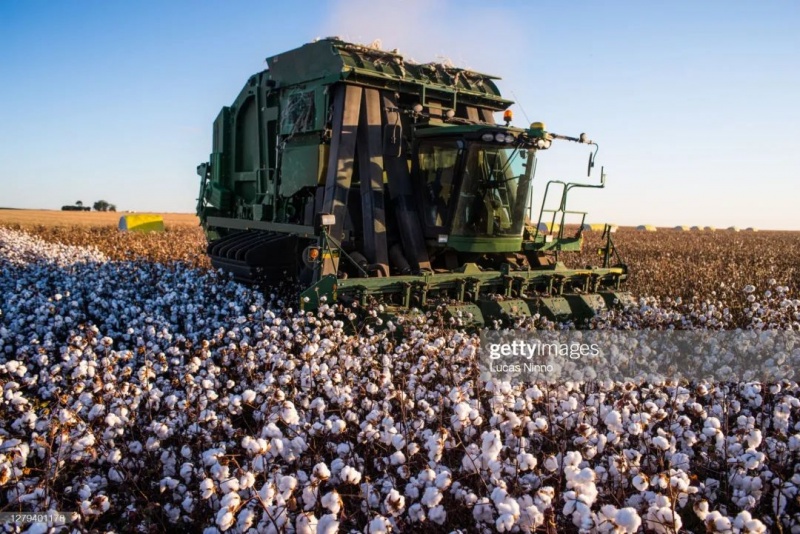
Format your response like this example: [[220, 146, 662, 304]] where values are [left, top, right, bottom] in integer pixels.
[[1, 1, 798, 229]]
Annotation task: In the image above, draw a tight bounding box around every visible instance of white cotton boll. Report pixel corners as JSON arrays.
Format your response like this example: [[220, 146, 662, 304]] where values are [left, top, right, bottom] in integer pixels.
[[408, 503, 425, 523], [331, 419, 346, 434], [109, 467, 124, 482], [80, 495, 110, 516], [384, 489, 405, 516], [220, 491, 241, 512], [237, 508, 255, 531], [106, 448, 122, 464], [313, 462, 331, 481], [733, 510, 766, 533], [105, 412, 122, 427], [704, 511, 732, 532], [239, 471, 255, 490], [632, 474, 649, 492], [73, 434, 96, 451], [669, 452, 690, 471], [496, 513, 516, 532], [518, 453, 537, 471], [182, 496, 194, 513], [88, 403, 105, 421], [337, 442, 351, 457], [340, 465, 362, 485], [481, 430, 502, 462], [301, 484, 318, 511], [215, 509, 234, 532], [615, 507, 642, 533], [429, 505, 446, 525], [391, 434, 406, 450], [253, 455, 267, 472], [160, 477, 179, 493], [461, 443, 481, 473], [454, 401, 471, 421], [317, 514, 340, 534], [321, 490, 343, 514], [242, 389, 257, 403], [296, 512, 318, 534], [200, 478, 216, 499], [745, 429, 762, 448], [78, 485, 92, 502], [544, 455, 559, 472], [651, 436, 670, 450], [421, 486, 442, 507], [211, 462, 230, 481], [279, 475, 298, 494], [220, 477, 240, 494], [435, 470, 451, 489], [531, 417, 548, 432], [473, 498, 494, 524], [389, 450, 406, 465], [280, 401, 300, 425], [519, 503, 544, 530], [564, 451, 582, 468], [646, 502, 682, 534], [367, 515, 390, 533]]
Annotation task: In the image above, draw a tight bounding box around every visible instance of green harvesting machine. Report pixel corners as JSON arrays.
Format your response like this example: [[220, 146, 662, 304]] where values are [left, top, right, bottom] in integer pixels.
[[196, 39, 629, 326]]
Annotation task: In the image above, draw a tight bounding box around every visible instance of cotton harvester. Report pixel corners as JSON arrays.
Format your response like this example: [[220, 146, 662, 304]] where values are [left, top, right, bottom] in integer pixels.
[[196, 39, 629, 326]]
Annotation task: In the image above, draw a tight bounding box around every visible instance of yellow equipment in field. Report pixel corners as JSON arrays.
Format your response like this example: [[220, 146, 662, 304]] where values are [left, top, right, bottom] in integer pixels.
[[118, 214, 165, 233]]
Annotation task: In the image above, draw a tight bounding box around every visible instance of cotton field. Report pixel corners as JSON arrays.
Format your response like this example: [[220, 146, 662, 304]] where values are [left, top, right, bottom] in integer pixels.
[[1, 226, 800, 533]]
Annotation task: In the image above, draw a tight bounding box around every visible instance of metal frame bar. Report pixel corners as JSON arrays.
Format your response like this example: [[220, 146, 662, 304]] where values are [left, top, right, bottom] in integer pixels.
[[205, 216, 316, 238]]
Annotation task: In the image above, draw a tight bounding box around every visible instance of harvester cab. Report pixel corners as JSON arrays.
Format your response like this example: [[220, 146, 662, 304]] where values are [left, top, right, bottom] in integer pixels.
[[196, 39, 630, 326]]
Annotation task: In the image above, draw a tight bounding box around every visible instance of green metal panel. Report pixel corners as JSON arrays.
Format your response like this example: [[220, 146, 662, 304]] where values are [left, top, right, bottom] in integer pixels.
[[523, 236, 583, 252], [279, 138, 326, 197], [478, 299, 531, 321], [205, 216, 316, 239], [443, 303, 485, 327], [599, 291, 636, 308], [564, 294, 607, 319], [447, 236, 523, 253], [266, 39, 512, 111], [300, 275, 338, 311], [528, 296, 573, 321]]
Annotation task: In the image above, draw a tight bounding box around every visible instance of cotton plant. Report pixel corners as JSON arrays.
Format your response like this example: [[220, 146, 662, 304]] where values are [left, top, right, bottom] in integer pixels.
[[1, 227, 800, 531]]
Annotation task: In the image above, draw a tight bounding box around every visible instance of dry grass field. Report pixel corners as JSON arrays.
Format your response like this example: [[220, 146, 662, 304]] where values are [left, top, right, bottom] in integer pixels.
[[0, 208, 199, 227], [0, 209, 209, 267]]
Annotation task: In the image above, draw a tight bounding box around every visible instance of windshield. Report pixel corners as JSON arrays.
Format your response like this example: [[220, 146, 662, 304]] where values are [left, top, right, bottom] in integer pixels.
[[451, 144, 532, 237], [417, 140, 463, 228]]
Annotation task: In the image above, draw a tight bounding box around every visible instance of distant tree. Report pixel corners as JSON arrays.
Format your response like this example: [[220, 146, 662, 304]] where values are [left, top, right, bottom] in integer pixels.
[[93, 200, 113, 212], [109, 204, 117, 212], [75, 200, 83, 207]]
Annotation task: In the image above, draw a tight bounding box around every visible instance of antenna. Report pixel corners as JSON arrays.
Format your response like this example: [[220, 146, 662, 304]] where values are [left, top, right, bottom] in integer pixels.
[[509, 90, 531, 124]]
